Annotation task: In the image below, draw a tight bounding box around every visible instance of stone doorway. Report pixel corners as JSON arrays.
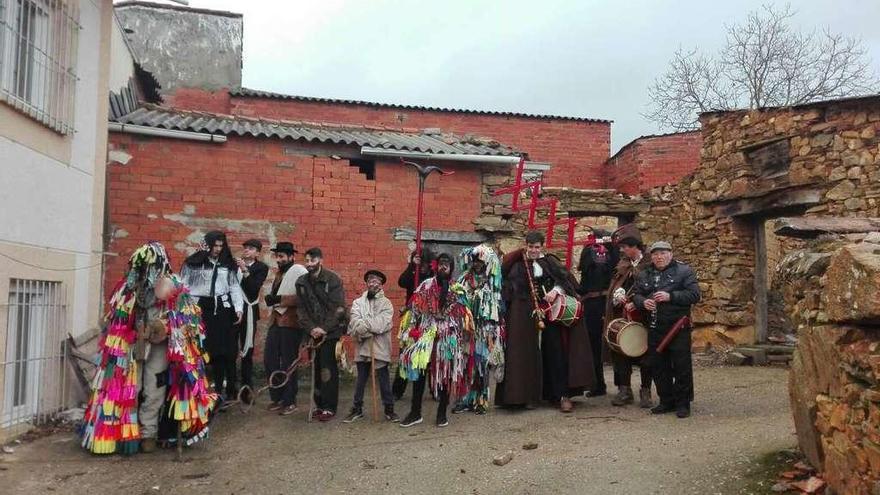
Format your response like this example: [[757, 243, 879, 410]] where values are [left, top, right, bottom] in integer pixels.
[[753, 215, 807, 343]]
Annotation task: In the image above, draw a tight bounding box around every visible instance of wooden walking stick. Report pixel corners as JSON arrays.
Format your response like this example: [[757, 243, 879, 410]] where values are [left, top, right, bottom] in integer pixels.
[[369, 337, 380, 422], [308, 339, 320, 422]]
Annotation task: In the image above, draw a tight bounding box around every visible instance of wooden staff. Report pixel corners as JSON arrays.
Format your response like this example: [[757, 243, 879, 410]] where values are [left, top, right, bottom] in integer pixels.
[[369, 337, 380, 422], [656, 316, 690, 353]]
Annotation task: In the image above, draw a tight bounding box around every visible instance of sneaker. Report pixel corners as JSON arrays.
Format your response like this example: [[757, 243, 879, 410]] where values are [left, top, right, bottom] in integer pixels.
[[611, 387, 634, 407], [473, 405, 487, 415], [343, 409, 364, 423], [317, 410, 335, 422], [267, 401, 283, 412], [384, 410, 400, 423], [584, 388, 607, 398], [639, 387, 653, 409], [676, 405, 691, 419], [400, 412, 423, 428], [436, 414, 449, 427], [651, 403, 675, 415], [451, 403, 472, 414], [279, 404, 299, 416], [219, 400, 235, 412]]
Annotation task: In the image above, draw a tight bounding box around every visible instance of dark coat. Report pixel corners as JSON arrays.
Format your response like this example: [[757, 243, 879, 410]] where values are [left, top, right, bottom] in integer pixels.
[[495, 252, 595, 405], [240, 260, 269, 323], [604, 254, 653, 326], [632, 260, 701, 327], [296, 267, 347, 339]]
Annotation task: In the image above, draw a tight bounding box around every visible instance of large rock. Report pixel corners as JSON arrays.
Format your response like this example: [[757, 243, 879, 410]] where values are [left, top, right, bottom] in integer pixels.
[[823, 243, 880, 323]]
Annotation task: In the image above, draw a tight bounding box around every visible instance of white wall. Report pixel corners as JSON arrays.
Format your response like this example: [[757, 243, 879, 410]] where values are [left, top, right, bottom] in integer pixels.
[[109, 12, 135, 94], [0, 0, 109, 338]]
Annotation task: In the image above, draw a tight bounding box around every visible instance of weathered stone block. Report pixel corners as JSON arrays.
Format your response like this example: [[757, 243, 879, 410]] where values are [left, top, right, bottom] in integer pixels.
[[823, 243, 880, 323]]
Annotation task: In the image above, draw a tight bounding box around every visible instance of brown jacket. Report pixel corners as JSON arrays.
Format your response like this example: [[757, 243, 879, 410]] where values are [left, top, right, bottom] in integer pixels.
[[268, 264, 308, 328], [604, 253, 653, 327]]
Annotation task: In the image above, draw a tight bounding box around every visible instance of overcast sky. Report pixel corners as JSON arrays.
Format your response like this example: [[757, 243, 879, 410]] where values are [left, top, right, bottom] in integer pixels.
[[167, 0, 880, 152]]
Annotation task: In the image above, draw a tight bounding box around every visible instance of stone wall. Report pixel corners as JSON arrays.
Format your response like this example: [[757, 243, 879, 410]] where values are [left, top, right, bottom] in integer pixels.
[[781, 235, 880, 495], [630, 95, 880, 346]]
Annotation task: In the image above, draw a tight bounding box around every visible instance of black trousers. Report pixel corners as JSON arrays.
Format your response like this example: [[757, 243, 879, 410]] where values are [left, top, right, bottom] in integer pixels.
[[313, 338, 340, 413], [353, 361, 394, 410], [199, 297, 237, 397], [211, 355, 236, 398], [232, 316, 258, 388], [612, 351, 653, 389], [409, 373, 449, 419], [583, 296, 607, 393], [392, 353, 408, 399], [648, 326, 693, 408], [263, 325, 303, 406], [541, 324, 569, 402]]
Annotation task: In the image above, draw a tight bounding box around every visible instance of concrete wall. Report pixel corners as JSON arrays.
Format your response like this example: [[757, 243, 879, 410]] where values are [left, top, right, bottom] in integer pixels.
[[0, 0, 112, 436], [114, 2, 242, 94], [109, 12, 136, 94]]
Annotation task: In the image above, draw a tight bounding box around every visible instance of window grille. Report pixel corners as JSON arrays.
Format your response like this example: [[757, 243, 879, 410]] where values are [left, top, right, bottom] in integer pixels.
[[0, 0, 79, 134], [2, 279, 68, 428]]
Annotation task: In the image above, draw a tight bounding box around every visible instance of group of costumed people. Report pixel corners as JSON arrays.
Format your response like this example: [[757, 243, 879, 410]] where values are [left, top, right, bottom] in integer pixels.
[[79, 222, 701, 454]]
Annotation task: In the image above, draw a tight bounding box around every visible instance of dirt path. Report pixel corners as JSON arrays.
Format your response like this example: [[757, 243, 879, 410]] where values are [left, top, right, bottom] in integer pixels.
[[2, 366, 794, 494]]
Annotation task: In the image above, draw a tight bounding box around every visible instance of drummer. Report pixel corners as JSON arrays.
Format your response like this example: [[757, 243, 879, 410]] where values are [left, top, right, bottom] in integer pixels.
[[495, 231, 596, 413], [604, 224, 654, 408]]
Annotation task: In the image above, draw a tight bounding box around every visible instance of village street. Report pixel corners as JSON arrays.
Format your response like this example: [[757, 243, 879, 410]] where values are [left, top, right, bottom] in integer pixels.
[[4, 365, 793, 494]]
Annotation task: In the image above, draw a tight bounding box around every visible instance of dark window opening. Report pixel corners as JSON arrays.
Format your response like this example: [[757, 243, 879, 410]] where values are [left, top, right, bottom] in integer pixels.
[[350, 159, 376, 180]]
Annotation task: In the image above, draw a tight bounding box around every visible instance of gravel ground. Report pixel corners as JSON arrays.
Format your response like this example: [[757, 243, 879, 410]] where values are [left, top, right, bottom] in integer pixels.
[[2, 365, 795, 495]]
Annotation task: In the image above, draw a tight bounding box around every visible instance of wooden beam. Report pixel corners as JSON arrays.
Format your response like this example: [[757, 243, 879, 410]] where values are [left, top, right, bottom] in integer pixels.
[[774, 217, 880, 239], [754, 220, 769, 344], [716, 188, 823, 217]]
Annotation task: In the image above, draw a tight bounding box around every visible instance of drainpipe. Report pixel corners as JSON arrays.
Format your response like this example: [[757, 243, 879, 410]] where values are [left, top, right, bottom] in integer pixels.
[[360, 146, 521, 164], [108, 122, 227, 143]]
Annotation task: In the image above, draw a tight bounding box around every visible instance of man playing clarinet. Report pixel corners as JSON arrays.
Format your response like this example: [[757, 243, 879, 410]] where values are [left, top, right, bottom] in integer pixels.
[[631, 241, 700, 419]]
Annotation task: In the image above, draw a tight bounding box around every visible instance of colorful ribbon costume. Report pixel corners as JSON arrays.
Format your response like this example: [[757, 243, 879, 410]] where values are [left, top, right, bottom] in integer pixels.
[[79, 242, 216, 454]]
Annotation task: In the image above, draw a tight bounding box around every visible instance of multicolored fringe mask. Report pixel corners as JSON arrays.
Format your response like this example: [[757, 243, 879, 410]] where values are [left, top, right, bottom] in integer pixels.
[[79, 242, 216, 454], [457, 245, 506, 408], [398, 277, 475, 400]]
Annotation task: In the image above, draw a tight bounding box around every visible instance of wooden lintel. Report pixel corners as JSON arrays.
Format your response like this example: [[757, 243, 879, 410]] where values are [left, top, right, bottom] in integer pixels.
[[774, 216, 880, 239], [717, 188, 823, 217]]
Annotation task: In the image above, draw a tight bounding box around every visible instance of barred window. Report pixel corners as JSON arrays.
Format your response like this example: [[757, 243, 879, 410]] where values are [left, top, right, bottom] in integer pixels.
[[0, 0, 79, 134]]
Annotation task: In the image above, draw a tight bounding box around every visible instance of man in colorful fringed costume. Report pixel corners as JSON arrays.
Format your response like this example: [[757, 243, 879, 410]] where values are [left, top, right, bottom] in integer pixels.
[[80, 242, 216, 454], [398, 253, 475, 428], [451, 244, 505, 415]]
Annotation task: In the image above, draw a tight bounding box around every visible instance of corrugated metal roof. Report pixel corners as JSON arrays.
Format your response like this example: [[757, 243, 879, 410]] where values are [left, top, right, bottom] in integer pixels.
[[113, 106, 522, 156], [231, 87, 612, 124]]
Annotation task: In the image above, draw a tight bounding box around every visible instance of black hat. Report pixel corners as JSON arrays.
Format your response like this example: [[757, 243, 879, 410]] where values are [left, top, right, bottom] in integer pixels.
[[363, 269, 387, 284], [243, 239, 263, 251], [270, 242, 297, 255]]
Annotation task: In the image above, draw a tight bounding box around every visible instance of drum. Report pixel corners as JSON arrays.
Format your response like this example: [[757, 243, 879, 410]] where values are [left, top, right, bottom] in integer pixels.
[[544, 295, 583, 327], [605, 318, 648, 358]]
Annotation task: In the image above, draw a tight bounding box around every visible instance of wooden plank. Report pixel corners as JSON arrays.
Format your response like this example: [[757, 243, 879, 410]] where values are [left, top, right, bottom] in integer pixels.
[[754, 219, 769, 344], [774, 217, 880, 239], [716, 188, 823, 217]]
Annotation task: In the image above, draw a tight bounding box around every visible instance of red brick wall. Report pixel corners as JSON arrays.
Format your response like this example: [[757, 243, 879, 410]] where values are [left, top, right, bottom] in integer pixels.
[[605, 131, 702, 194], [162, 89, 611, 189], [106, 132, 483, 333]]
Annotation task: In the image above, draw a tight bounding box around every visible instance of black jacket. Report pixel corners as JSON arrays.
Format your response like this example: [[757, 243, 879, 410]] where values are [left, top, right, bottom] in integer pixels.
[[296, 268, 347, 339], [240, 260, 269, 322], [632, 260, 701, 325], [398, 262, 433, 301]]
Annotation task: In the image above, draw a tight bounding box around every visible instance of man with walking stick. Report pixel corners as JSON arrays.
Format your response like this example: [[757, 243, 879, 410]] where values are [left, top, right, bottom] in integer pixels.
[[343, 270, 399, 423]]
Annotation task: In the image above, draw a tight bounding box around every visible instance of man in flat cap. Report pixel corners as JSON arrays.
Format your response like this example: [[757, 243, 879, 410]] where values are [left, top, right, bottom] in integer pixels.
[[632, 241, 700, 418], [343, 269, 398, 423], [232, 239, 269, 402]]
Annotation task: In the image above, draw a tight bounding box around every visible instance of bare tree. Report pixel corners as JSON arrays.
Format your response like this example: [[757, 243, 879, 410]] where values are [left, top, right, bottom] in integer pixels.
[[646, 4, 879, 131]]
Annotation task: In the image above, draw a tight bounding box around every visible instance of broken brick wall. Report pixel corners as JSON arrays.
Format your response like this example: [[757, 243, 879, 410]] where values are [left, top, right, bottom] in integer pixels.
[[605, 131, 702, 194], [106, 132, 485, 356], [780, 237, 880, 495], [164, 88, 611, 190]]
